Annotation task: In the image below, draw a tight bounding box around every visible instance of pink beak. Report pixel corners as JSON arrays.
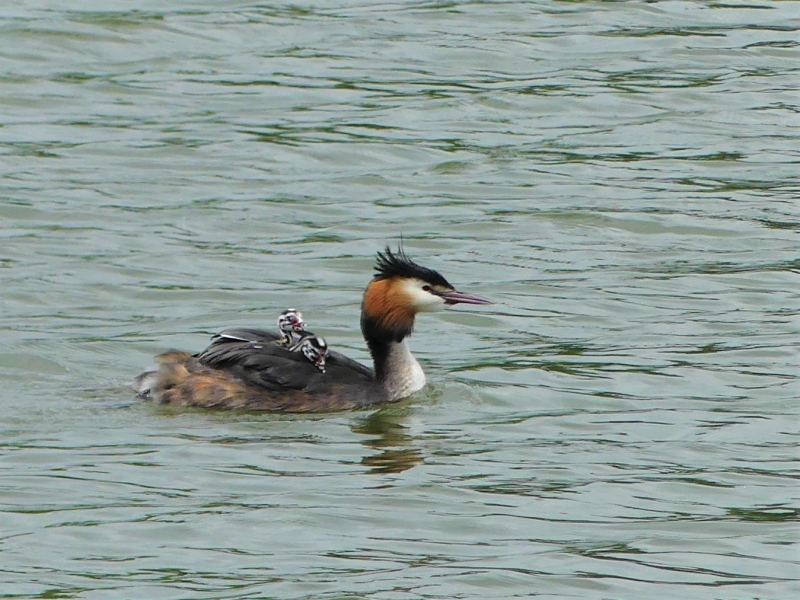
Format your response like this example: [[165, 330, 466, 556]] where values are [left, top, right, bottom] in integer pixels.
[[440, 290, 493, 306]]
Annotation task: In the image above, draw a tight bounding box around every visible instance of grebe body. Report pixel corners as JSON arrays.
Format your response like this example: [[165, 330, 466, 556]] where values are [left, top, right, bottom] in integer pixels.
[[136, 248, 490, 412]]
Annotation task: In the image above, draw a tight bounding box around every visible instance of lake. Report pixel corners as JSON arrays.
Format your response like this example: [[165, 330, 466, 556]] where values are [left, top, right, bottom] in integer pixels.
[[1, 1, 798, 598]]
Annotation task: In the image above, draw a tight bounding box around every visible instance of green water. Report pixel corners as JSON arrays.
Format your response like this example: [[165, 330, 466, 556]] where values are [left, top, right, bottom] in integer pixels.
[[1, 1, 798, 598]]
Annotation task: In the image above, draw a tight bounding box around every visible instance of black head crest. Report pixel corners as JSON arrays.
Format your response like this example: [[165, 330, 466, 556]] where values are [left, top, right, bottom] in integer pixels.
[[373, 246, 452, 289]]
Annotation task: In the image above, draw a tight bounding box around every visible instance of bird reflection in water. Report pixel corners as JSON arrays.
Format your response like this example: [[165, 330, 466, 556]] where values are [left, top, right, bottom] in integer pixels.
[[352, 407, 425, 474]]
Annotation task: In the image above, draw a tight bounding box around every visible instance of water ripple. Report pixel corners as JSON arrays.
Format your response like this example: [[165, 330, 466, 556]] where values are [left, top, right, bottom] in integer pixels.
[[1, 0, 798, 598]]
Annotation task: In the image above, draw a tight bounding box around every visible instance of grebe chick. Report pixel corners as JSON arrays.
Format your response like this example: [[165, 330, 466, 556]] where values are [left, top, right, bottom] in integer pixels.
[[277, 308, 306, 346], [136, 247, 491, 412], [289, 333, 328, 373], [209, 308, 306, 348]]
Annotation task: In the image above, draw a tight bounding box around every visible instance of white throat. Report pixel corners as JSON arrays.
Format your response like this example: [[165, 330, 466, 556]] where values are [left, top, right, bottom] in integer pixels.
[[382, 339, 426, 401]]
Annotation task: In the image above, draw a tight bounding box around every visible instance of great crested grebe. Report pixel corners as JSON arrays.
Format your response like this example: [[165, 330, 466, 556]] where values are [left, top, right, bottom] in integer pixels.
[[135, 247, 491, 412], [288, 333, 328, 373], [277, 308, 306, 346]]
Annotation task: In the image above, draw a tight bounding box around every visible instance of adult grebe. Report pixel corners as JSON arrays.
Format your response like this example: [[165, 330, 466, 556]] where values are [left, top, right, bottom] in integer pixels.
[[136, 247, 491, 412]]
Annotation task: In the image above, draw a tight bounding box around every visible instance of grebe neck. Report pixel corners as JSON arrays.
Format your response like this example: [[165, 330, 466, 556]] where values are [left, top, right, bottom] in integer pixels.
[[361, 312, 426, 401]]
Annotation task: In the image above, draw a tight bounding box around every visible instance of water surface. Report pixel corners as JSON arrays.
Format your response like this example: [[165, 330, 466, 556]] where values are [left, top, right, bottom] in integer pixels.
[[1, 1, 798, 598]]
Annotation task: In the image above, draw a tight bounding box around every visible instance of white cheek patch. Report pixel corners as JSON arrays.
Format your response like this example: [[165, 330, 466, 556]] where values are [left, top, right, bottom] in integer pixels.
[[400, 279, 447, 312]]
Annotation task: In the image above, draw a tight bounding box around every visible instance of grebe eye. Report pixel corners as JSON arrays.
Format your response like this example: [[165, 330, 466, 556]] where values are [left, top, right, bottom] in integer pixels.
[[422, 285, 431, 292]]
